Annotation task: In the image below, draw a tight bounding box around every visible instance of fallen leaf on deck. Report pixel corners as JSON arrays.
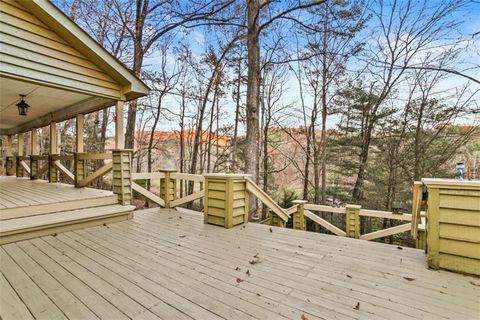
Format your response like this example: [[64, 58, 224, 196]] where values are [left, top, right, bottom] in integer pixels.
[[246, 269, 250, 276], [353, 302, 360, 310], [235, 267, 240, 271], [301, 314, 309, 320], [256, 293, 261, 296], [403, 277, 415, 281], [179, 216, 182, 219], [179, 235, 186, 238], [254, 253, 259, 258], [52, 233, 58, 237], [346, 275, 352, 278], [298, 245, 303, 248], [269, 227, 273, 233], [249, 259, 259, 265], [470, 281, 480, 287], [236, 278, 244, 283], [396, 246, 403, 250]]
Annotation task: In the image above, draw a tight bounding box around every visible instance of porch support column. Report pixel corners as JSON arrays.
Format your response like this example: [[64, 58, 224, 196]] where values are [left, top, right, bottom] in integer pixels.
[[5, 135, 15, 176], [49, 122, 58, 183], [115, 101, 125, 149], [16, 132, 24, 177], [30, 128, 39, 180], [76, 114, 84, 153], [74, 114, 85, 187]]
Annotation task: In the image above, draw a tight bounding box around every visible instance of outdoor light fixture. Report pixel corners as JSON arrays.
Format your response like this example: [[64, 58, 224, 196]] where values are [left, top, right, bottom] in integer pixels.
[[16, 94, 30, 116]]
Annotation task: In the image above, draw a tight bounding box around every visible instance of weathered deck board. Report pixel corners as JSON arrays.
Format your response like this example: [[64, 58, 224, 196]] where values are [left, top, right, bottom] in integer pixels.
[[1, 208, 479, 320]]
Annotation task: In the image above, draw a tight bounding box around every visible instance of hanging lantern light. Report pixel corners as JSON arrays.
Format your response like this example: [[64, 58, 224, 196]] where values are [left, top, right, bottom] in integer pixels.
[[16, 94, 30, 116]]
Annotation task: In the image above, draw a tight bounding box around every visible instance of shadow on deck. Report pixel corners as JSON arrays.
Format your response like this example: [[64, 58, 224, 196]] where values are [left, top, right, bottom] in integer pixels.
[[1, 208, 478, 320]]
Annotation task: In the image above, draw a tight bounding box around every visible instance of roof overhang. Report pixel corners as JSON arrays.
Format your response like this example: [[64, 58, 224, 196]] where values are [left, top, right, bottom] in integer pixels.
[[0, 0, 149, 135]]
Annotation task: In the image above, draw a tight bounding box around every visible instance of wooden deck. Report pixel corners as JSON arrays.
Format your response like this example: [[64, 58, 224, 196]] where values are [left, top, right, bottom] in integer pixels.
[[1, 208, 478, 320]]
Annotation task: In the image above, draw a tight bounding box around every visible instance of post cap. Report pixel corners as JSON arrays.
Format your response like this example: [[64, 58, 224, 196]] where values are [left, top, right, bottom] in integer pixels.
[[345, 204, 362, 209], [292, 200, 308, 204]]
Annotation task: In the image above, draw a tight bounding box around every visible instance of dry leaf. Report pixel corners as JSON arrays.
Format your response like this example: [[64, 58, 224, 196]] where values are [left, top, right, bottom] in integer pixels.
[[346, 275, 352, 279], [235, 267, 240, 271], [269, 227, 273, 233], [246, 269, 251, 276], [236, 278, 244, 283], [403, 277, 415, 281], [470, 281, 480, 287], [254, 253, 259, 258], [249, 259, 259, 265], [397, 246, 403, 250], [301, 314, 309, 320], [179, 235, 186, 238], [298, 245, 303, 248], [353, 302, 360, 310]]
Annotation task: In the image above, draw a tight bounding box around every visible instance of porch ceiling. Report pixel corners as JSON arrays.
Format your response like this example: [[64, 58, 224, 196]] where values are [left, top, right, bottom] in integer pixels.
[[0, 77, 114, 135]]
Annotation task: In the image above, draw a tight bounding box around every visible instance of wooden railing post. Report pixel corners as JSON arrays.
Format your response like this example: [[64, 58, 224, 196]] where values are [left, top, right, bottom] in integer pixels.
[[345, 204, 361, 239], [204, 174, 249, 228], [292, 200, 307, 230], [16, 156, 24, 177], [160, 169, 177, 208], [5, 156, 15, 176], [49, 154, 58, 183], [30, 155, 39, 180], [270, 213, 286, 228], [74, 152, 86, 187], [112, 149, 132, 205]]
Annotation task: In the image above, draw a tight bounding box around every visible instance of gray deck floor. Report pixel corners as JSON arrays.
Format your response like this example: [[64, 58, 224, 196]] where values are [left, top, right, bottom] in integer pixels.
[[1, 208, 479, 320]]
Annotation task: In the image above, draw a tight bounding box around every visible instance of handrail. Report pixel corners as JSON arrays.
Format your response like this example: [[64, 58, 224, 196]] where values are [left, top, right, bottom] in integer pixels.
[[245, 177, 289, 222], [171, 172, 204, 183], [304, 203, 412, 221], [132, 172, 165, 180], [78, 153, 112, 161]]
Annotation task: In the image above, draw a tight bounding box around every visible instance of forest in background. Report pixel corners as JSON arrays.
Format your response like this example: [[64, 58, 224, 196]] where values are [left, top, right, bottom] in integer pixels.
[[2, 0, 479, 243]]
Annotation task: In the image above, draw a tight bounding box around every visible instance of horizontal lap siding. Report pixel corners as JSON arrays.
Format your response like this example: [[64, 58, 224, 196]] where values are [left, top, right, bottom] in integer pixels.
[[0, 0, 122, 99], [436, 187, 480, 275]]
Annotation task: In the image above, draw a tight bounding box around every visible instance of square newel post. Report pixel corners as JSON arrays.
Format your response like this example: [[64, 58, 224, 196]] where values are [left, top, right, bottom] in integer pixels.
[[74, 152, 86, 187], [30, 155, 39, 180], [112, 149, 133, 205], [16, 156, 24, 177], [5, 156, 15, 176], [292, 200, 307, 230], [345, 204, 361, 238], [160, 169, 177, 208], [204, 174, 250, 229], [48, 154, 58, 183]]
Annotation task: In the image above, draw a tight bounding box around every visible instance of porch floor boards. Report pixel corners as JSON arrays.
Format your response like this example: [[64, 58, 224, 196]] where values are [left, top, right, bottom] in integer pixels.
[[1, 208, 478, 320]]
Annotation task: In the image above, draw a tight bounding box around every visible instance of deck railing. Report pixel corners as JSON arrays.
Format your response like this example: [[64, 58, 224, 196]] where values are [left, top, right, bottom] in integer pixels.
[[132, 170, 204, 209], [5, 154, 423, 244]]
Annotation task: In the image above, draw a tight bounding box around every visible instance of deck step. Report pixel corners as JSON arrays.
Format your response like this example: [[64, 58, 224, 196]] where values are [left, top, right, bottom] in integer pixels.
[[0, 194, 119, 220], [0, 204, 134, 245]]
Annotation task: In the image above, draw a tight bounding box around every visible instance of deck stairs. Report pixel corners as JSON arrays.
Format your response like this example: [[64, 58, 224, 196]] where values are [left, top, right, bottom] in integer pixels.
[[0, 182, 134, 245]]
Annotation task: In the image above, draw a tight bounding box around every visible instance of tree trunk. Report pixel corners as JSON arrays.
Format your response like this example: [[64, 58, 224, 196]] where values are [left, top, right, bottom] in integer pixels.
[[246, 0, 261, 218]]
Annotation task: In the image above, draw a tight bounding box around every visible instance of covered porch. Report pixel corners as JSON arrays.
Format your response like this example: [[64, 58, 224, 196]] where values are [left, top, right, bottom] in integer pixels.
[[0, 0, 149, 242]]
